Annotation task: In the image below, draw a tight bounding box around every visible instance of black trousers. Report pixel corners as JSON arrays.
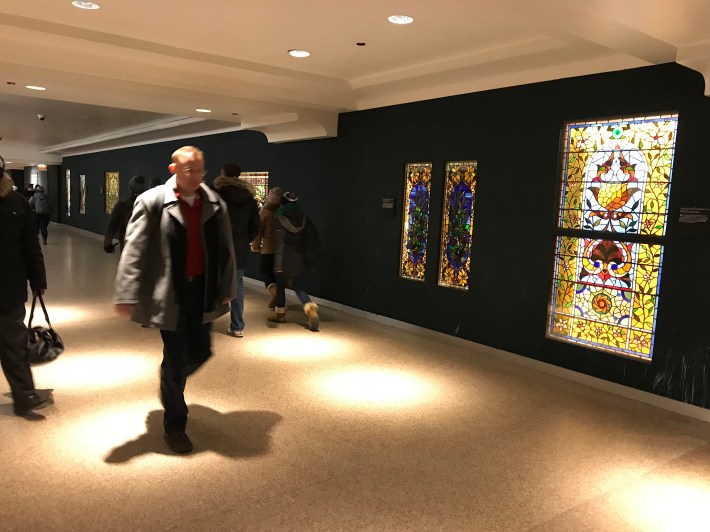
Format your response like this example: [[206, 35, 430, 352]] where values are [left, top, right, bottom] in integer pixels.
[[159, 277, 212, 434], [35, 213, 50, 242], [260, 253, 276, 288], [0, 305, 36, 402]]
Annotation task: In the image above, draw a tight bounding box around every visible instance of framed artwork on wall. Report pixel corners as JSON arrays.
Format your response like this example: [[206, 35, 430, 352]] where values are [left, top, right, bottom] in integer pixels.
[[547, 113, 679, 362], [79, 174, 86, 214], [105, 172, 119, 214], [399, 162, 432, 282], [438, 161, 477, 290], [65, 169, 71, 218], [240, 171, 269, 209]]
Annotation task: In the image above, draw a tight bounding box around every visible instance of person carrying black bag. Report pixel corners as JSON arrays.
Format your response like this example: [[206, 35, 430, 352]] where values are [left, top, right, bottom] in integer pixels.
[[0, 154, 53, 416]]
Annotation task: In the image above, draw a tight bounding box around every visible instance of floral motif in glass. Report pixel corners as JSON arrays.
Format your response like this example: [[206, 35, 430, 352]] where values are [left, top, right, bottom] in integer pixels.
[[438, 161, 477, 290], [400, 163, 432, 281]]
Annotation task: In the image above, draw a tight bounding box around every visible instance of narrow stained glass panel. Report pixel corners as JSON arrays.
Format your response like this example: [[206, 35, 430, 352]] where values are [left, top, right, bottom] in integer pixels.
[[548, 114, 677, 361], [438, 161, 477, 290], [240, 171, 269, 209], [105, 172, 119, 215], [66, 169, 71, 218], [400, 163, 432, 281], [79, 174, 86, 214]]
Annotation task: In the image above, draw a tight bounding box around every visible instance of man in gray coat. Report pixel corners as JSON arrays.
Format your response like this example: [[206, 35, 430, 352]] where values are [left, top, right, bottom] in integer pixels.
[[114, 146, 236, 454]]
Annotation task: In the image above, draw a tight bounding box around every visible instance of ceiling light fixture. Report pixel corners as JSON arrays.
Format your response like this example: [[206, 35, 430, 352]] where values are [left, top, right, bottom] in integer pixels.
[[288, 49, 311, 58], [388, 15, 414, 25], [356, 42, 366, 47], [72, 1, 100, 9], [25, 85, 46, 91], [195, 108, 211, 113]]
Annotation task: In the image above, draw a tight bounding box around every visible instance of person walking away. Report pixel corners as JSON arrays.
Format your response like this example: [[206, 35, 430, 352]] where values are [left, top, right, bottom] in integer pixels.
[[213, 163, 260, 338], [113, 146, 236, 454], [103, 175, 147, 253], [0, 155, 53, 416], [29, 185, 51, 245], [268, 191, 321, 331], [251, 187, 282, 309]]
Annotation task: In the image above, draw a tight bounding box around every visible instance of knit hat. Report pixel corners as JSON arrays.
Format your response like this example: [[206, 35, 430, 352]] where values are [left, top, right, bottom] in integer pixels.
[[281, 191, 299, 204], [267, 187, 283, 204], [128, 175, 146, 195]]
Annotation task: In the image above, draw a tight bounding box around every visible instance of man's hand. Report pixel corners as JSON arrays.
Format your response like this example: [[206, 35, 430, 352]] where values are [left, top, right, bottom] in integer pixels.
[[114, 304, 135, 318], [220, 297, 231, 305]]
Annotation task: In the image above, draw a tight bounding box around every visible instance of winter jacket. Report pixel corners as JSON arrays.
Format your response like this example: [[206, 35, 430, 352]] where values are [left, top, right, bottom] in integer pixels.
[[29, 192, 50, 214], [274, 202, 321, 279], [252, 203, 279, 255], [104, 194, 139, 251], [0, 174, 46, 312], [213, 176, 260, 269], [113, 176, 236, 330]]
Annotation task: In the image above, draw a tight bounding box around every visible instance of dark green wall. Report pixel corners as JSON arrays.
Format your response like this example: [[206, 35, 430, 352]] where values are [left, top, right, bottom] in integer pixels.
[[63, 63, 710, 408]]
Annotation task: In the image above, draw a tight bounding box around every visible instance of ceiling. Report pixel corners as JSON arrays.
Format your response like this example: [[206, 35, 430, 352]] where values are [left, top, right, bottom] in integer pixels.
[[1, 0, 709, 170]]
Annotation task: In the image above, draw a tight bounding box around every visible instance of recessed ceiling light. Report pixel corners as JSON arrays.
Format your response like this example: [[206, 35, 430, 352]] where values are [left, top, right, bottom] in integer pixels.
[[288, 49, 311, 58], [388, 15, 414, 25], [25, 85, 46, 91], [195, 108, 211, 113], [72, 1, 100, 9]]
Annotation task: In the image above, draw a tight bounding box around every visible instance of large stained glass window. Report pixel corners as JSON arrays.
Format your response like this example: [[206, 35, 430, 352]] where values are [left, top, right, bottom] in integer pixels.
[[438, 161, 477, 290], [241, 171, 269, 209], [400, 163, 432, 281], [547, 114, 678, 361]]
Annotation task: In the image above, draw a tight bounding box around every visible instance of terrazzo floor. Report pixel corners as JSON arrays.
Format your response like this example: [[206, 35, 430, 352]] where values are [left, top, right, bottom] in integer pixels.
[[2, 224, 710, 531]]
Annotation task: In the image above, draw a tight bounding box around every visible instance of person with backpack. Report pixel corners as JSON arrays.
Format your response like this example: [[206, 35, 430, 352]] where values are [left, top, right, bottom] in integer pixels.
[[267, 191, 321, 331], [104, 175, 146, 253], [213, 163, 260, 338], [29, 185, 51, 245]]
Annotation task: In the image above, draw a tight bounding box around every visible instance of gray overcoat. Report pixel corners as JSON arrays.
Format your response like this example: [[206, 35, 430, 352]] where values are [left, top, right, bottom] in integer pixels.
[[114, 176, 236, 330]]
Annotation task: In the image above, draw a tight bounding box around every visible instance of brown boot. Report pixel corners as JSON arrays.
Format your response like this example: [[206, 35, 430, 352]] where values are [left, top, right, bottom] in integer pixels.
[[266, 283, 277, 309], [304, 302, 319, 331], [268, 306, 286, 323]]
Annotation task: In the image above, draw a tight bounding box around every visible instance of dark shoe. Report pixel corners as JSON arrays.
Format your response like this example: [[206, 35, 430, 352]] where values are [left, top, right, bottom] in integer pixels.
[[164, 432, 193, 454], [14, 390, 52, 416]]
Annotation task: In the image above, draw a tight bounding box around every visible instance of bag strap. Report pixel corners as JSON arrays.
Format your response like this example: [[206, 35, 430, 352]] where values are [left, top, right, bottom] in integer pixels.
[[28, 292, 52, 328]]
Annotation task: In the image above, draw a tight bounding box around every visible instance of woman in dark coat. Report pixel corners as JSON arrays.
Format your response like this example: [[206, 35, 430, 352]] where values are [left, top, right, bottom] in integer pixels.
[[268, 191, 321, 331]]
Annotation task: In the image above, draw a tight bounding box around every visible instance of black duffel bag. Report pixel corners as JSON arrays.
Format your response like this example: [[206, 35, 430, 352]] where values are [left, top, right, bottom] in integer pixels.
[[27, 292, 64, 363]]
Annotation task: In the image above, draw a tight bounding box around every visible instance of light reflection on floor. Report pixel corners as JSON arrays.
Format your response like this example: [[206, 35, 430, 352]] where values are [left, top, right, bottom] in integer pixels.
[[33, 353, 155, 391], [24, 303, 94, 327], [620, 476, 710, 531], [255, 334, 345, 361], [312, 367, 437, 408]]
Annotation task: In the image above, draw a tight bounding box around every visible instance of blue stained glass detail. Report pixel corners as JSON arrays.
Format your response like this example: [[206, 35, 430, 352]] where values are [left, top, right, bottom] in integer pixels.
[[445, 182, 473, 270], [407, 183, 429, 263]]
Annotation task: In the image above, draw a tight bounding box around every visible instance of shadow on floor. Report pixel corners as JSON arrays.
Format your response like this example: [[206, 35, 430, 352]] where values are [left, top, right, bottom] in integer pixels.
[[104, 405, 282, 464]]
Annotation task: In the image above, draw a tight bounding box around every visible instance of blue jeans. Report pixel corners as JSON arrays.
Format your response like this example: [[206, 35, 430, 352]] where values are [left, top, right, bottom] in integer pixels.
[[229, 269, 245, 332], [275, 273, 311, 308]]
